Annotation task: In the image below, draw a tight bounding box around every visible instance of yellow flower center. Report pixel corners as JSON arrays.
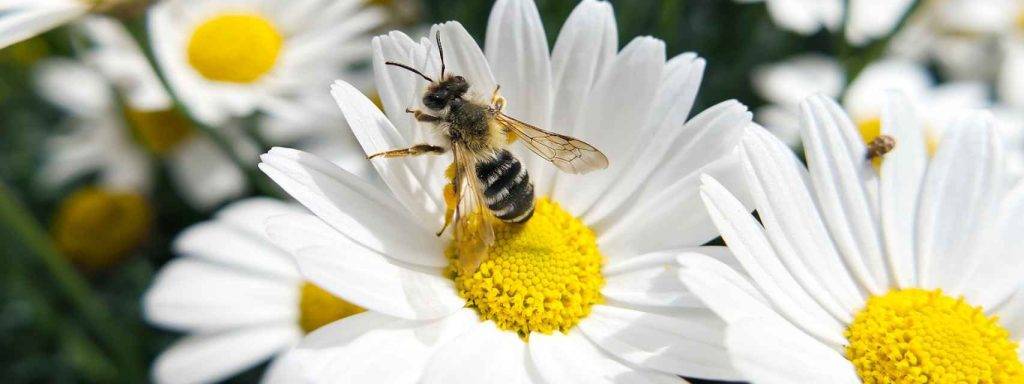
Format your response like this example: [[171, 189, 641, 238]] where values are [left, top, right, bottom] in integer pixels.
[[857, 116, 939, 169], [446, 198, 605, 339], [845, 289, 1024, 383], [298, 282, 365, 333], [52, 187, 151, 270], [187, 13, 283, 83], [123, 108, 194, 155]]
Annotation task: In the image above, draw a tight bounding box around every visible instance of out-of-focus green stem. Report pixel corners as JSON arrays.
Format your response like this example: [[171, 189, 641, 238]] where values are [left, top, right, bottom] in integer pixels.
[[838, 0, 927, 85], [0, 182, 143, 383]]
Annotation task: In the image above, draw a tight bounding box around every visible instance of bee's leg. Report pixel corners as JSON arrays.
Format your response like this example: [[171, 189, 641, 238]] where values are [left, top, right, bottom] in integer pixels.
[[367, 144, 446, 159], [491, 85, 505, 111], [405, 108, 441, 123]]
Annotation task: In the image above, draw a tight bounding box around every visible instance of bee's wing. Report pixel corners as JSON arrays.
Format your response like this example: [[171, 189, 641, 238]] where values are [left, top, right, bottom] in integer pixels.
[[494, 113, 609, 174], [451, 141, 494, 273]]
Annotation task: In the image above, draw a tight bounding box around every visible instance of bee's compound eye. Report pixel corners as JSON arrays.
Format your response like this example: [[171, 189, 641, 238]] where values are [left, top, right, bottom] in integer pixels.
[[424, 93, 446, 109]]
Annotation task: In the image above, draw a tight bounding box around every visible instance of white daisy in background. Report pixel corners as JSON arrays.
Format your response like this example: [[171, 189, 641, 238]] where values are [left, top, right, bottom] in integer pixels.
[[259, 0, 757, 381], [754, 57, 989, 152], [680, 93, 1024, 383], [147, 0, 385, 126], [36, 16, 251, 210], [144, 198, 366, 384]]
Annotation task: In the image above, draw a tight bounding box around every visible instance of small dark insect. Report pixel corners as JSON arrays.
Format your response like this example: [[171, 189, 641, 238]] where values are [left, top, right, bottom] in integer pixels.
[[369, 31, 609, 272], [866, 134, 896, 160]]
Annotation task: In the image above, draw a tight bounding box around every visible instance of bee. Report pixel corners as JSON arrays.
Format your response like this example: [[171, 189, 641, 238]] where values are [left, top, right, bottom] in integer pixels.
[[866, 134, 896, 160], [369, 31, 609, 270]]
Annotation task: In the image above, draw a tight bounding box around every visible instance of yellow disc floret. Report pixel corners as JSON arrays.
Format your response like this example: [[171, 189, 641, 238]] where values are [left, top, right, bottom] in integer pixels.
[[845, 288, 1024, 383], [446, 198, 604, 339], [187, 13, 283, 83], [52, 187, 151, 270], [298, 282, 365, 333], [123, 108, 194, 155]]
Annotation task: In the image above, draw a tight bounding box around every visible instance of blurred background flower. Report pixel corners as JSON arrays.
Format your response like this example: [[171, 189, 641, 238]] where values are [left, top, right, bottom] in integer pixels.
[[1, 0, 1022, 383]]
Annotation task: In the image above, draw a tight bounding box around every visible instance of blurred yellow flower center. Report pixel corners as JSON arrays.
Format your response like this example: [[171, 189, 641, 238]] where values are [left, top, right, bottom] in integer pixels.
[[298, 282, 365, 333], [52, 187, 150, 270], [123, 108, 194, 155], [845, 289, 1023, 383], [446, 198, 604, 339], [187, 13, 282, 83]]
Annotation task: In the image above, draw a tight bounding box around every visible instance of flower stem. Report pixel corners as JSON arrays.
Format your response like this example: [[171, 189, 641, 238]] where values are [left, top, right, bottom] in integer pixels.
[[0, 181, 143, 383]]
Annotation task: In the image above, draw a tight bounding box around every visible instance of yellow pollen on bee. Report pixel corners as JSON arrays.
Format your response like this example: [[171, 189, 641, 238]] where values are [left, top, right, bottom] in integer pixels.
[[845, 288, 1024, 383], [52, 187, 151, 270], [298, 282, 365, 333], [187, 13, 283, 83], [123, 108, 194, 155], [445, 198, 604, 340]]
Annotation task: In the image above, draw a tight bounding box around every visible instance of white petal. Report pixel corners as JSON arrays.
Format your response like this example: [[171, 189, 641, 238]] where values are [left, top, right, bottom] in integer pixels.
[[916, 112, 1003, 293], [485, 0, 553, 195], [173, 220, 300, 282], [168, 137, 248, 210], [739, 125, 862, 323], [144, 258, 298, 331], [960, 179, 1024, 308], [990, 285, 1024, 340], [430, 21, 497, 99], [261, 350, 304, 384], [699, 174, 847, 345], [843, 59, 932, 123], [546, 0, 617, 197], [32, 58, 113, 116], [555, 36, 665, 215], [602, 248, 725, 309], [752, 54, 844, 106], [152, 325, 300, 384], [675, 252, 773, 323], [726, 317, 859, 384], [259, 147, 447, 267], [800, 95, 889, 292], [845, 0, 914, 45], [878, 92, 928, 288], [529, 329, 680, 384], [265, 213, 463, 320], [763, 0, 839, 35], [330, 80, 444, 229], [420, 320, 531, 384], [0, 2, 86, 49], [293, 309, 479, 384], [599, 154, 747, 259], [578, 305, 742, 380]]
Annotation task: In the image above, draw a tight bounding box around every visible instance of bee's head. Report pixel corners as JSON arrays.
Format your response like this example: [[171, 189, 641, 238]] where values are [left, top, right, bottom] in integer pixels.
[[424, 75, 469, 110]]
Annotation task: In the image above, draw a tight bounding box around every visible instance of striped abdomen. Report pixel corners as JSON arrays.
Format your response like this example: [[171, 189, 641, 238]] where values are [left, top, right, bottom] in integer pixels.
[[476, 149, 534, 223]]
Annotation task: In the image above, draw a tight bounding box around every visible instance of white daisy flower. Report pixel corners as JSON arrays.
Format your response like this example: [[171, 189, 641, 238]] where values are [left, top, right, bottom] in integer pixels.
[[144, 198, 367, 384], [754, 57, 989, 151], [258, 0, 757, 381], [147, 0, 385, 126], [681, 93, 1024, 383], [732, 0, 842, 36], [36, 16, 249, 210]]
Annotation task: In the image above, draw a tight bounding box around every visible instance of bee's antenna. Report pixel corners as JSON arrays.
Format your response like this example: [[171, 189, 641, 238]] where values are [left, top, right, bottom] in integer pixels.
[[436, 30, 445, 79], [384, 61, 434, 83]]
